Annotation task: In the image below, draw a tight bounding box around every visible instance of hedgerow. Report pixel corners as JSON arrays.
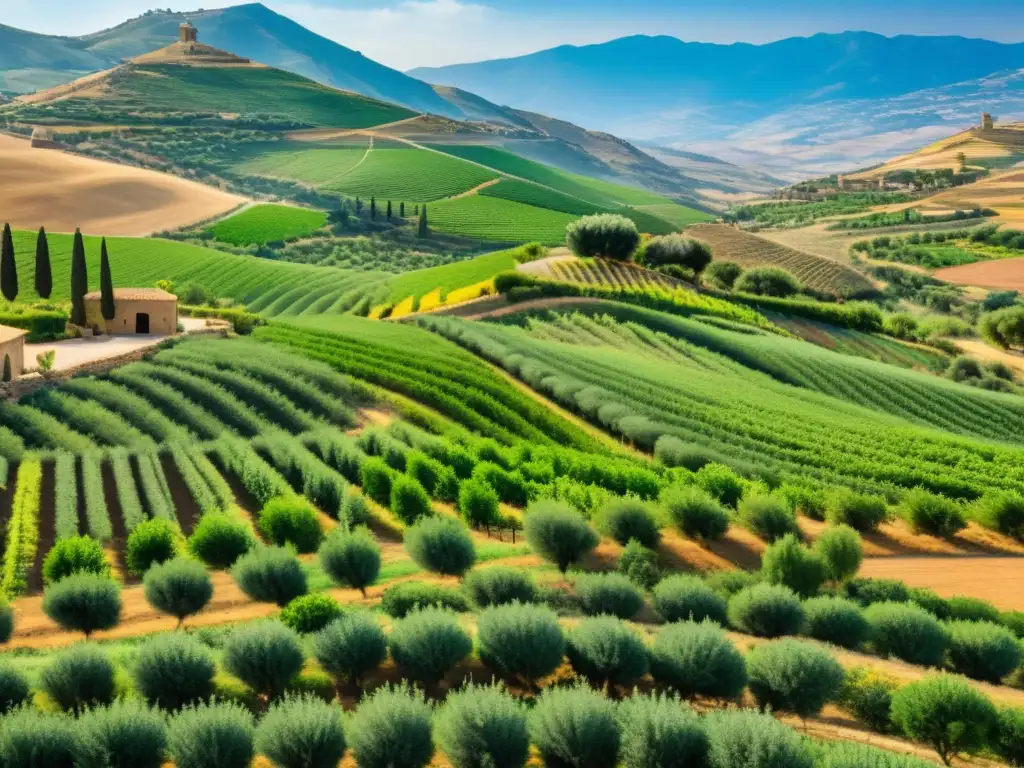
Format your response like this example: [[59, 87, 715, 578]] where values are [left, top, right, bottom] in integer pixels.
[[945, 619, 1022, 683], [53, 452, 79, 538], [257, 434, 348, 518], [971, 491, 1024, 540], [897, 488, 966, 537]]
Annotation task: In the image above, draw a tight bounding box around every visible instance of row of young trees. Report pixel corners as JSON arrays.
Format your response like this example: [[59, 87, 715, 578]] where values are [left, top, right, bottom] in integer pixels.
[[347, 197, 430, 237]]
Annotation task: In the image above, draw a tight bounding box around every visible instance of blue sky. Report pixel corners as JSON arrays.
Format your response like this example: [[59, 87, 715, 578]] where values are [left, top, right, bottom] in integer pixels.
[[7, 0, 1023, 69]]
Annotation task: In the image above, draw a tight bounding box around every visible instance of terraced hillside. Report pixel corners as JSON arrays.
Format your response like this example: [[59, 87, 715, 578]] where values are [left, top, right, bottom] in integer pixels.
[[522, 256, 683, 291]]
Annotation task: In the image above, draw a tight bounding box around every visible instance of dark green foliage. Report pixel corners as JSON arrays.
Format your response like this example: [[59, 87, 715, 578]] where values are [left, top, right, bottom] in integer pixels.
[[704, 261, 743, 290], [812, 741, 935, 768], [435, 467, 460, 504], [525, 500, 598, 573], [734, 266, 801, 297], [361, 457, 395, 506], [254, 694, 346, 768], [728, 584, 804, 638], [947, 595, 1001, 623], [566, 616, 648, 690], [187, 513, 254, 569], [392, 475, 434, 524], [0, 661, 29, 715], [70, 228, 88, 327], [380, 581, 469, 618], [167, 701, 254, 768], [133, 632, 216, 711], [35, 226, 52, 299], [1, 223, 17, 303], [1004, 610, 1024, 639], [42, 573, 122, 638], [654, 436, 718, 472], [42, 536, 109, 584], [652, 574, 727, 625], [313, 612, 387, 689], [388, 607, 472, 685], [406, 451, 443, 496], [73, 699, 167, 768], [648, 620, 747, 700], [318, 526, 381, 596], [705, 569, 759, 597], [945, 619, 1022, 683], [280, 593, 344, 634], [476, 603, 566, 688], [143, 556, 213, 627], [703, 709, 813, 768], [813, 525, 863, 583], [891, 674, 996, 765], [973, 491, 1024, 540], [618, 539, 661, 590], [125, 518, 180, 577], [348, 685, 434, 768], [574, 572, 643, 619], [839, 667, 899, 733], [403, 516, 476, 578], [0, 602, 12, 645], [694, 463, 743, 508], [231, 546, 307, 606], [802, 596, 869, 649], [825, 488, 889, 531], [617, 693, 709, 768], [566, 213, 641, 261], [644, 235, 713, 275], [737, 494, 799, 542], [760, 534, 825, 597], [472, 462, 528, 507], [661, 485, 729, 541], [909, 587, 952, 620], [0, 709, 77, 768], [223, 620, 305, 699], [436, 683, 529, 768], [864, 601, 949, 666], [40, 644, 116, 713], [595, 497, 661, 548], [99, 238, 115, 321], [465, 566, 537, 607], [458, 478, 501, 527], [529, 683, 620, 768], [259, 497, 324, 553], [746, 638, 845, 719], [844, 577, 911, 607], [996, 707, 1024, 767], [3, 355, 10, 383], [776, 483, 827, 521], [341, 491, 372, 528], [980, 306, 1024, 350], [898, 488, 966, 537]]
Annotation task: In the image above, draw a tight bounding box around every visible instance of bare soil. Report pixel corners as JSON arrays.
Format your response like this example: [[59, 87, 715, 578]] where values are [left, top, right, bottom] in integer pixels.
[[936, 256, 1024, 291], [860, 556, 1024, 611]]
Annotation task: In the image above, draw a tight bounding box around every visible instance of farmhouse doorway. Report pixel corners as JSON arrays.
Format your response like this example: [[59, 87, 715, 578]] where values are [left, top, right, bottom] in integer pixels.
[[135, 313, 150, 334]]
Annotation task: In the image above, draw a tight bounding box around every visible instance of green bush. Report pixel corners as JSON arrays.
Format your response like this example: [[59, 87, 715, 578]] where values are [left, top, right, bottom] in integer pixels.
[[594, 497, 661, 548], [167, 701, 254, 768], [695, 463, 744, 508], [618, 539, 661, 590], [231, 546, 307, 606], [0, 661, 29, 715], [133, 632, 216, 711], [891, 674, 996, 765], [864, 601, 949, 666], [143, 557, 213, 627], [706, 570, 760, 596], [42, 573, 121, 638], [361, 458, 395, 507], [40, 644, 116, 713], [945, 619, 1022, 683], [760, 534, 825, 597], [802, 596, 868, 649], [898, 488, 966, 537], [644, 234, 713, 274], [979, 305, 1024, 350], [617, 693, 708, 768], [704, 261, 743, 290], [258, 497, 324, 553], [318, 526, 381, 596], [996, 707, 1024, 767], [223, 620, 305, 699], [947, 595, 1001, 623], [341, 490, 372, 528], [839, 667, 900, 733], [776, 483, 826, 521], [524, 500, 598, 573], [737, 494, 799, 542], [648, 620, 747, 700], [746, 638, 845, 719], [703, 708, 813, 768], [313, 612, 387, 690], [42, 536, 109, 584], [348, 684, 434, 768], [458, 478, 501, 528], [825, 489, 889, 532], [813, 525, 863, 583], [464, 566, 537, 607], [73, 699, 168, 768], [813, 741, 935, 768], [844, 577, 911, 607], [472, 463, 528, 507], [280, 593, 343, 634], [0, 709, 77, 768], [125, 518, 182, 577], [566, 213, 640, 261], [652, 574, 727, 625], [1004, 610, 1024, 639], [661, 485, 729, 541], [388, 607, 472, 685], [574, 572, 644, 619], [254, 694, 345, 768], [566, 616, 648, 690], [406, 451, 443, 496], [734, 266, 801, 298], [530, 683, 620, 768], [654, 436, 719, 471], [187, 514, 254, 569], [436, 683, 529, 768], [391, 476, 433, 525], [380, 581, 469, 618], [403, 516, 476, 578], [909, 587, 952, 620], [972, 491, 1024, 540], [475, 602, 565, 688], [728, 584, 804, 638]]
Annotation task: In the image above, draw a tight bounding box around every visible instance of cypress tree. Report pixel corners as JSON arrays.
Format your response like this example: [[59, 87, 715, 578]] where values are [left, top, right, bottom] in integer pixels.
[[386, 200, 392, 220], [35, 226, 52, 299], [370, 197, 377, 220], [2, 355, 11, 383], [0, 223, 17, 303], [70, 228, 88, 327], [418, 205, 428, 238], [99, 238, 115, 321], [355, 197, 363, 214], [400, 202, 406, 218]]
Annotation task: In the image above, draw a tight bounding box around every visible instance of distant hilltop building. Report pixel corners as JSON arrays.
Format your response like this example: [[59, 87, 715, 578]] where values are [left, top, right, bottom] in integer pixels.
[[981, 112, 995, 131], [179, 21, 198, 43]]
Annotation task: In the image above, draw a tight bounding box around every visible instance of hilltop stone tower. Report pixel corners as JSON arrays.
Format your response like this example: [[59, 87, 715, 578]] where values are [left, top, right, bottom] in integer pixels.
[[982, 112, 995, 131], [179, 21, 198, 43]]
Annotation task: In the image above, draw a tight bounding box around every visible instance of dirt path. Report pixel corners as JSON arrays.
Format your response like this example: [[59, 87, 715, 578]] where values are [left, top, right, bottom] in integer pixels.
[[448, 178, 501, 200], [286, 116, 426, 142], [860, 556, 1024, 611]]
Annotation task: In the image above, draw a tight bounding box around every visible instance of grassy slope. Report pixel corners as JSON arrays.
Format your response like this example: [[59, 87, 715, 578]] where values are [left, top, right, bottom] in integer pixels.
[[323, 148, 498, 202], [427, 196, 578, 245], [384, 248, 520, 302], [234, 145, 369, 185], [208, 204, 327, 245]]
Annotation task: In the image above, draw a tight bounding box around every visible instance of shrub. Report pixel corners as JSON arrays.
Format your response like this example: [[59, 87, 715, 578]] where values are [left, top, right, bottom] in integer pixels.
[[972, 491, 1024, 540], [649, 620, 747, 700], [839, 667, 899, 733], [254, 694, 346, 768], [706, 569, 759, 596], [222, 620, 305, 699], [802, 596, 869, 649], [654, 436, 718, 471], [996, 707, 1024, 767], [618, 539, 661, 590], [258, 497, 323, 553], [734, 266, 801, 298], [406, 451, 443, 496], [458, 478, 501, 528], [567, 616, 648, 690], [133, 632, 216, 711], [0, 601, 11, 645], [143, 556, 213, 627], [947, 594, 1001, 623], [737, 494, 798, 542], [813, 742, 935, 768], [313, 612, 387, 690], [661, 485, 729, 541], [341, 490, 372, 528], [644, 235, 713, 275], [524, 500, 598, 573], [348, 685, 434, 768], [703, 708, 813, 768], [617, 693, 708, 768], [280, 593, 343, 634], [73, 699, 168, 768], [813, 525, 863, 583], [566, 213, 640, 261], [125, 518, 181, 577], [652, 574, 728, 625], [361, 458, 394, 506], [980, 306, 1024, 350], [42, 536, 109, 584], [890, 674, 996, 765], [475, 603, 566, 689], [825, 489, 889, 532], [530, 683, 620, 768], [40, 644, 116, 713], [0, 661, 29, 715], [403, 516, 476, 578], [844, 577, 911, 607], [388, 607, 472, 685], [187, 513, 253, 569], [909, 587, 952, 620], [864, 601, 949, 666], [776, 483, 827, 520], [595, 497, 661, 548], [318, 527, 381, 596], [391, 475, 433, 524], [42, 573, 121, 638], [898, 488, 966, 537], [746, 638, 845, 719], [760, 534, 825, 597], [465, 566, 537, 607], [704, 261, 743, 290], [728, 583, 804, 638], [436, 683, 529, 768], [574, 572, 644, 619], [381, 581, 469, 618], [167, 701, 254, 768], [945, 619, 1022, 683], [695, 463, 744, 508], [0, 709, 77, 768], [231, 546, 307, 606]]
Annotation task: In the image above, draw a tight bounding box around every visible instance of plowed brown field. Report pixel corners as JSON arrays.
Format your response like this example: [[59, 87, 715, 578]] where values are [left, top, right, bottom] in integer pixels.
[[936, 256, 1024, 290]]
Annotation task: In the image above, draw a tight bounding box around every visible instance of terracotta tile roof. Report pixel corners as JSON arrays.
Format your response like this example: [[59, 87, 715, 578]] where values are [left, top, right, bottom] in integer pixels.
[[83, 288, 177, 302], [0, 325, 29, 343]]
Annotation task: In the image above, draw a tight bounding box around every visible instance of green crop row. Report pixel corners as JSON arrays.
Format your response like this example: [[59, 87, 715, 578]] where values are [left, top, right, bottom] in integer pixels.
[[53, 452, 79, 540], [0, 458, 42, 596], [81, 454, 111, 541], [253, 432, 348, 518], [110, 448, 146, 533], [208, 204, 328, 246]]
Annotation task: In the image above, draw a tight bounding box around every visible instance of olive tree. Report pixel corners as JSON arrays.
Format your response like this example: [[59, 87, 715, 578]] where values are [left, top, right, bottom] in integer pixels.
[[565, 214, 641, 262]]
